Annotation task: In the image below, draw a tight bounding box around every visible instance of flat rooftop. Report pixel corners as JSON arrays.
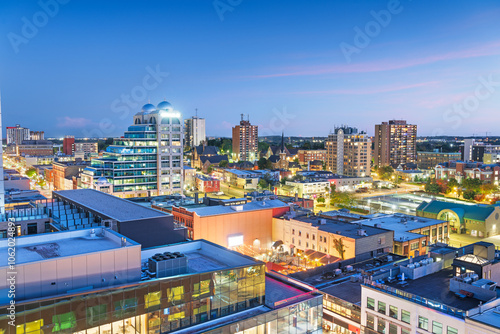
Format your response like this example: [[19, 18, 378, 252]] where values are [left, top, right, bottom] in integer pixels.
[[188, 199, 287, 217], [53, 189, 169, 222], [321, 280, 362, 305], [141, 240, 259, 274], [382, 267, 490, 311], [468, 306, 500, 329], [292, 215, 390, 239], [0, 227, 138, 267], [359, 213, 445, 241]]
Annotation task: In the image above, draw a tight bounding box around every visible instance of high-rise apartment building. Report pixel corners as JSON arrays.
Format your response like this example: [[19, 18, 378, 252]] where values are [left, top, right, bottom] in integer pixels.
[[30, 130, 44, 140], [82, 101, 183, 198], [374, 120, 417, 168], [232, 114, 258, 162], [184, 116, 206, 148], [6, 124, 30, 144], [326, 126, 371, 177], [63, 135, 75, 155]]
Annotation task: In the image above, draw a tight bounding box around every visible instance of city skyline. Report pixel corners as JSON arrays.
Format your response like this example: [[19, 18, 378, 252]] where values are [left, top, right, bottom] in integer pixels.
[[1, 0, 500, 138]]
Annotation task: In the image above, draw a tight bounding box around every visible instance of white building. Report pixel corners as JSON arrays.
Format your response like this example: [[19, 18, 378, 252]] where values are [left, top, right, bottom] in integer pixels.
[[285, 180, 330, 198], [6, 124, 30, 145], [184, 116, 206, 148]]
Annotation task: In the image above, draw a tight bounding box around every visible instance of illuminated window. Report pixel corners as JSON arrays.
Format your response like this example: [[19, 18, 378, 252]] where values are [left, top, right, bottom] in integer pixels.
[[145, 291, 162, 308], [168, 286, 184, 302]]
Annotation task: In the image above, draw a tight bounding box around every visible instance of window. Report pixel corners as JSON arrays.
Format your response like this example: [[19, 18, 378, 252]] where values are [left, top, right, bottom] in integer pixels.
[[389, 323, 397, 334], [378, 301, 386, 314], [312, 234, 315, 241], [418, 316, 428, 330], [389, 305, 398, 319], [447, 326, 458, 334], [432, 321, 443, 334], [306, 233, 309, 239], [377, 319, 385, 334], [367, 297, 375, 310], [411, 242, 419, 250], [319, 236, 322, 242], [401, 310, 411, 324], [292, 229, 295, 235], [401, 329, 410, 334], [299, 231, 302, 236], [366, 314, 374, 329], [292, 238, 294, 244]]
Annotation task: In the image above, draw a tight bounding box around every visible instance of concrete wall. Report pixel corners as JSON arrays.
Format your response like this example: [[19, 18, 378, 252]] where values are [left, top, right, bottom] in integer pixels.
[[195, 209, 275, 249], [0, 241, 141, 303], [450, 280, 497, 301], [355, 231, 394, 256], [400, 260, 443, 280]]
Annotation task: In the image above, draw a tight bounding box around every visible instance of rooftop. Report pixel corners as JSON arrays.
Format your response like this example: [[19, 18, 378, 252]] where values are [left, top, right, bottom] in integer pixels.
[[417, 199, 497, 222], [359, 213, 445, 241], [53, 189, 169, 222], [188, 199, 288, 217], [291, 215, 391, 239], [140, 240, 258, 273], [0, 227, 138, 267], [373, 267, 492, 312]]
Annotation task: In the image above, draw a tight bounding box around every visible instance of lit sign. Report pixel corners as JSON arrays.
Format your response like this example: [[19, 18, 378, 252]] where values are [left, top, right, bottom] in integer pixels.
[[161, 111, 181, 118], [228, 235, 244, 247]]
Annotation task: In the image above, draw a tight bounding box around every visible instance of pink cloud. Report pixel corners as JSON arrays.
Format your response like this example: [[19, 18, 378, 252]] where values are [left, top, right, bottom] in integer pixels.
[[290, 81, 440, 96], [248, 40, 500, 78], [57, 117, 93, 128]]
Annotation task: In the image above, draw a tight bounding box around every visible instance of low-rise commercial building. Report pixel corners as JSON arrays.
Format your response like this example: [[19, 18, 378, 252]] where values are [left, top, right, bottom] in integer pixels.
[[435, 161, 500, 184], [16, 140, 54, 156], [0, 232, 323, 334], [273, 212, 394, 261], [195, 174, 220, 193], [354, 213, 449, 257], [417, 199, 500, 237], [417, 151, 461, 169], [52, 160, 89, 191], [51, 189, 187, 248]]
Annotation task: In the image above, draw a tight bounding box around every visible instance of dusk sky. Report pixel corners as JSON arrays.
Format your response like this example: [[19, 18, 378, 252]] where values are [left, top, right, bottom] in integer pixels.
[[1, 0, 499, 138]]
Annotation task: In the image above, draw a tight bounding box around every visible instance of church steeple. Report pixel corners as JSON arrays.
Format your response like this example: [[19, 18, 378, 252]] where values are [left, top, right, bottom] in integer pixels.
[[280, 132, 285, 153]]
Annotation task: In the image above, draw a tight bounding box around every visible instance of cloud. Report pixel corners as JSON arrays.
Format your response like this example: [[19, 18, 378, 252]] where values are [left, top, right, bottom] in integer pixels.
[[290, 81, 440, 96], [56, 117, 93, 128], [247, 40, 500, 79]]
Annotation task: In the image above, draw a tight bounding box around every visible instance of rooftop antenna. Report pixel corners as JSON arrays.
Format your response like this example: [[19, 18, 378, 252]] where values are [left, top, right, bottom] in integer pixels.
[[195, 108, 198, 117], [247, 114, 250, 122], [240, 113, 244, 121]]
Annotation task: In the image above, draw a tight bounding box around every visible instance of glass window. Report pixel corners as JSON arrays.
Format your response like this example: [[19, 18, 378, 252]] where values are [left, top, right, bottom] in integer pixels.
[[366, 314, 374, 329], [377, 319, 385, 334], [389, 305, 398, 319], [401, 310, 411, 324], [389, 323, 397, 334], [378, 301, 386, 314], [447, 326, 458, 334], [367, 297, 375, 310], [433, 321, 443, 334], [418, 316, 428, 330], [402, 328, 410, 334]]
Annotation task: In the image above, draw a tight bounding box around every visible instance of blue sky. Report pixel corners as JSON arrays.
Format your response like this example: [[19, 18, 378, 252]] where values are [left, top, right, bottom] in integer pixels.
[[1, 0, 499, 138]]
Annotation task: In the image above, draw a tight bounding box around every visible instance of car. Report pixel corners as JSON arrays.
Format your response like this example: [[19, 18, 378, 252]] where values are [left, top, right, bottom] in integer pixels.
[[215, 191, 224, 195]]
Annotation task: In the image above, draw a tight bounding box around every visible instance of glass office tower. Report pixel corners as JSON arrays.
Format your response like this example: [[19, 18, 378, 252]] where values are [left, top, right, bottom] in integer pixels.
[[82, 101, 183, 198]]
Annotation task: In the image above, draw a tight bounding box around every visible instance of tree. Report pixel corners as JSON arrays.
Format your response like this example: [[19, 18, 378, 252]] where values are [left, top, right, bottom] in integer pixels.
[[330, 192, 355, 208], [480, 183, 498, 195], [424, 178, 441, 194], [317, 197, 325, 203], [330, 183, 336, 193], [294, 157, 299, 164], [219, 160, 228, 168], [462, 178, 482, 192], [26, 168, 37, 178], [258, 178, 269, 189], [463, 189, 477, 200], [207, 165, 213, 174], [257, 157, 272, 170], [258, 141, 270, 153], [378, 166, 394, 180], [446, 178, 459, 193], [332, 237, 347, 260]]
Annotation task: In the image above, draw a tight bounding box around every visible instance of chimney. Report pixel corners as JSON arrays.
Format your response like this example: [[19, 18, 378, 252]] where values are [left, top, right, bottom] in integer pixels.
[[194, 192, 199, 203]]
